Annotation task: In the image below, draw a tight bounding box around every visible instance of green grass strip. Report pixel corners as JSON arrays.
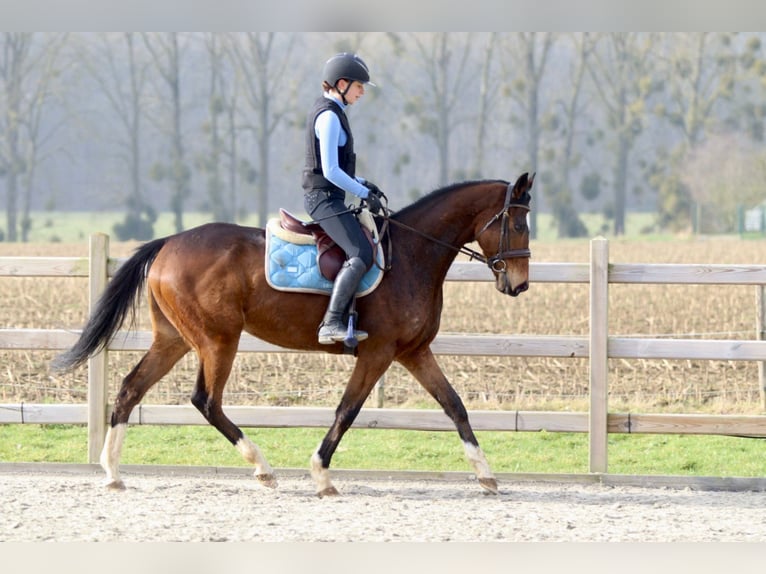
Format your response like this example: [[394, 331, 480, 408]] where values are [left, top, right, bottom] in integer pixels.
[[1, 424, 765, 477]]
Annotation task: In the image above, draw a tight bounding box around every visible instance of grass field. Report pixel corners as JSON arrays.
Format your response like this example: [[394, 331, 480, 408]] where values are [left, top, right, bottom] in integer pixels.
[[1, 211, 765, 475], [3, 424, 766, 477], [20, 209, 660, 244]]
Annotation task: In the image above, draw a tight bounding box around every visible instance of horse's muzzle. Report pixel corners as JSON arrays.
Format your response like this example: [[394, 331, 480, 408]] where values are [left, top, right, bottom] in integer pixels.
[[506, 280, 529, 297], [495, 273, 529, 297]]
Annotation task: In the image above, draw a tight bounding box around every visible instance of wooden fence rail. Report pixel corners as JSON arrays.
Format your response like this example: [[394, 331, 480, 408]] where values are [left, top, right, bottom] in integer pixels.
[[1, 234, 766, 474]]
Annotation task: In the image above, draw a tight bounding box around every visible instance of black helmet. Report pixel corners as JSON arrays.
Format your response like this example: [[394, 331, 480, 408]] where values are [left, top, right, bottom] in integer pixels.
[[322, 53, 375, 87]]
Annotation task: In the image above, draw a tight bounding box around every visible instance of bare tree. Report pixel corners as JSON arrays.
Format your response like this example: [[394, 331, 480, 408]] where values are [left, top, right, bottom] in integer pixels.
[[500, 32, 555, 239], [0, 33, 68, 242], [472, 32, 499, 179], [81, 33, 154, 240], [654, 33, 766, 231], [387, 32, 477, 187], [230, 32, 298, 227], [681, 133, 766, 232], [18, 34, 70, 242], [548, 32, 593, 238], [142, 32, 190, 233], [0, 33, 28, 242], [587, 33, 660, 235], [198, 33, 238, 222]]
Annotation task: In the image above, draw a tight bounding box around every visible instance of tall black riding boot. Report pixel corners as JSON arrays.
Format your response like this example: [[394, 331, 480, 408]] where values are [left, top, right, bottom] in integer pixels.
[[318, 257, 368, 344]]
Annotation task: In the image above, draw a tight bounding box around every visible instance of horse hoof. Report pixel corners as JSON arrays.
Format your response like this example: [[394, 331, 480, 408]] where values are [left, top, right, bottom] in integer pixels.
[[317, 486, 340, 498], [104, 479, 126, 491], [478, 477, 499, 494], [256, 473, 278, 489]]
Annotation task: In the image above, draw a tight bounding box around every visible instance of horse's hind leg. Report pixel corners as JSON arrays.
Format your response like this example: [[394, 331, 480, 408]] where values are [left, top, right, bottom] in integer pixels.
[[101, 336, 190, 489], [398, 348, 498, 494], [190, 341, 276, 488]]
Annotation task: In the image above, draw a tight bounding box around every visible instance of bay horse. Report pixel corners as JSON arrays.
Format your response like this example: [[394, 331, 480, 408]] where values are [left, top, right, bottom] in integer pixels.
[[52, 173, 534, 496]]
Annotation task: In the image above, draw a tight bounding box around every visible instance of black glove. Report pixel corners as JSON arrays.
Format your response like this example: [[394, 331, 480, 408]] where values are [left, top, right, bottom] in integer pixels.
[[364, 190, 383, 215], [363, 180, 384, 197], [363, 181, 385, 215]]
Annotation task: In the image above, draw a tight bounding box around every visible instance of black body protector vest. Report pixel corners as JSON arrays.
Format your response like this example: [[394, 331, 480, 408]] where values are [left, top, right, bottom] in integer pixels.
[[302, 97, 357, 193]]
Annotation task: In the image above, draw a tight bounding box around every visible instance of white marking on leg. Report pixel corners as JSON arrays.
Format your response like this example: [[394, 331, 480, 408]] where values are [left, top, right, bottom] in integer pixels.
[[310, 450, 335, 494], [236, 436, 274, 477], [463, 441, 494, 481], [100, 424, 127, 488]]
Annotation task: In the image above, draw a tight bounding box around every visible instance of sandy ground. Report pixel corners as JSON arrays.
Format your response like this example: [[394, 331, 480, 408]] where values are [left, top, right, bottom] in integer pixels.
[[1, 465, 766, 542]]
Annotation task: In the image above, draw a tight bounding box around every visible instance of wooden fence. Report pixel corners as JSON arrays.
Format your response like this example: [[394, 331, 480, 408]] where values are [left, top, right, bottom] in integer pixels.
[[1, 234, 766, 475]]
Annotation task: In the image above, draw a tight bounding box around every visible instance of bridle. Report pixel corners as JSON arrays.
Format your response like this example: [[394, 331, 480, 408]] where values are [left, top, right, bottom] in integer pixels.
[[475, 182, 532, 273], [378, 181, 531, 275]]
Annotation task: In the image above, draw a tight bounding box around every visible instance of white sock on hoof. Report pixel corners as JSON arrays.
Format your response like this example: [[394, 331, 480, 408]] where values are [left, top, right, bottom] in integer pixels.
[[310, 451, 333, 493], [236, 436, 274, 476], [463, 441, 495, 481], [100, 424, 127, 484]]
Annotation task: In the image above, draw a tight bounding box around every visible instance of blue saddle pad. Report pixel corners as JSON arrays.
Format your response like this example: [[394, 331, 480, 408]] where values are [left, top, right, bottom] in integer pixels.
[[265, 223, 384, 296]]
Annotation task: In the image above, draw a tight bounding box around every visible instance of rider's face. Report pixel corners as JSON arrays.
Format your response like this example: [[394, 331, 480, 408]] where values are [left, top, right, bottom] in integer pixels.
[[338, 80, 365, 105]]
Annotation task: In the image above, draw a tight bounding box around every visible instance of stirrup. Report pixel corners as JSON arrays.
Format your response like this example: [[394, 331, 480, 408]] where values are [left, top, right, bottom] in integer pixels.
[[342, 310, 367, 349]]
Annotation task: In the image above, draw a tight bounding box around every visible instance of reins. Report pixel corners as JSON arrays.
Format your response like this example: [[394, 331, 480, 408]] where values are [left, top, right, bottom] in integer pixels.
[[375, 181, 531, 273], [305, 206, 363, 225], [384, 217, 489, 264], [305, 181, 531, 276]]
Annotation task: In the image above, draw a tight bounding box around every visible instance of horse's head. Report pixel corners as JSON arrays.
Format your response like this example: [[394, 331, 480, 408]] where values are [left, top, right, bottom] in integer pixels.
[[475, 172, 533, 297]]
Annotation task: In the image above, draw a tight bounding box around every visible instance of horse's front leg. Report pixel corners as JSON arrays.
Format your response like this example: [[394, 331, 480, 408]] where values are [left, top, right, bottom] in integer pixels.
[[311, 356, 389, 497], [398, 348, 498, 494]]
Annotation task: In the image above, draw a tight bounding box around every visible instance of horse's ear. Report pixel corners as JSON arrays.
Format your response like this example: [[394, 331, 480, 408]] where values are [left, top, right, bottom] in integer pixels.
[[511, 172, 534, 199]]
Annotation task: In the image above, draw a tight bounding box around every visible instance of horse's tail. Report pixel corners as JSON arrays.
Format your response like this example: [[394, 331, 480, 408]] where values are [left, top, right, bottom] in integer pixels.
[[51, 237, 168, 372]]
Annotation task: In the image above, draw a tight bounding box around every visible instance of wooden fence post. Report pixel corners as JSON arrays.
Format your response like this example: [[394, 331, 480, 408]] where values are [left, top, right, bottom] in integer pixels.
[[376, 375, 385, 408], [589, 237, 609, 473], [757, 285, 766, 410], [87, 233, 109, 464]]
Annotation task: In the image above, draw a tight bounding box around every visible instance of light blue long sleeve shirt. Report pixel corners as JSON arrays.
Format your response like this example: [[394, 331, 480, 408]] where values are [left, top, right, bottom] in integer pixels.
[[314, 94, 370, 199]]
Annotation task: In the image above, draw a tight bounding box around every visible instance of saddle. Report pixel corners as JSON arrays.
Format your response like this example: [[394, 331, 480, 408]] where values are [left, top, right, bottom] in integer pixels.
[[265, 208, 385, 296], [277, 209, 375, 281]]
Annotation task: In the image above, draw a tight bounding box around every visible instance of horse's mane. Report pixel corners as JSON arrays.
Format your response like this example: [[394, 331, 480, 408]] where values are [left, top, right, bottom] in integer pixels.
[[392, 179, 510, 220]]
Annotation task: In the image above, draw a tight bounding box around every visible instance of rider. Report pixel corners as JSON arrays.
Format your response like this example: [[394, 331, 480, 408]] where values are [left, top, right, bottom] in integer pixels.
[[302, 52, 384, 345]]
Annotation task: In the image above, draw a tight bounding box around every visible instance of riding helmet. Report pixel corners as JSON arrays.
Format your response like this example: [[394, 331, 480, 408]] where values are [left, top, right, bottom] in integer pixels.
[[322, 53, 376, 87]]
